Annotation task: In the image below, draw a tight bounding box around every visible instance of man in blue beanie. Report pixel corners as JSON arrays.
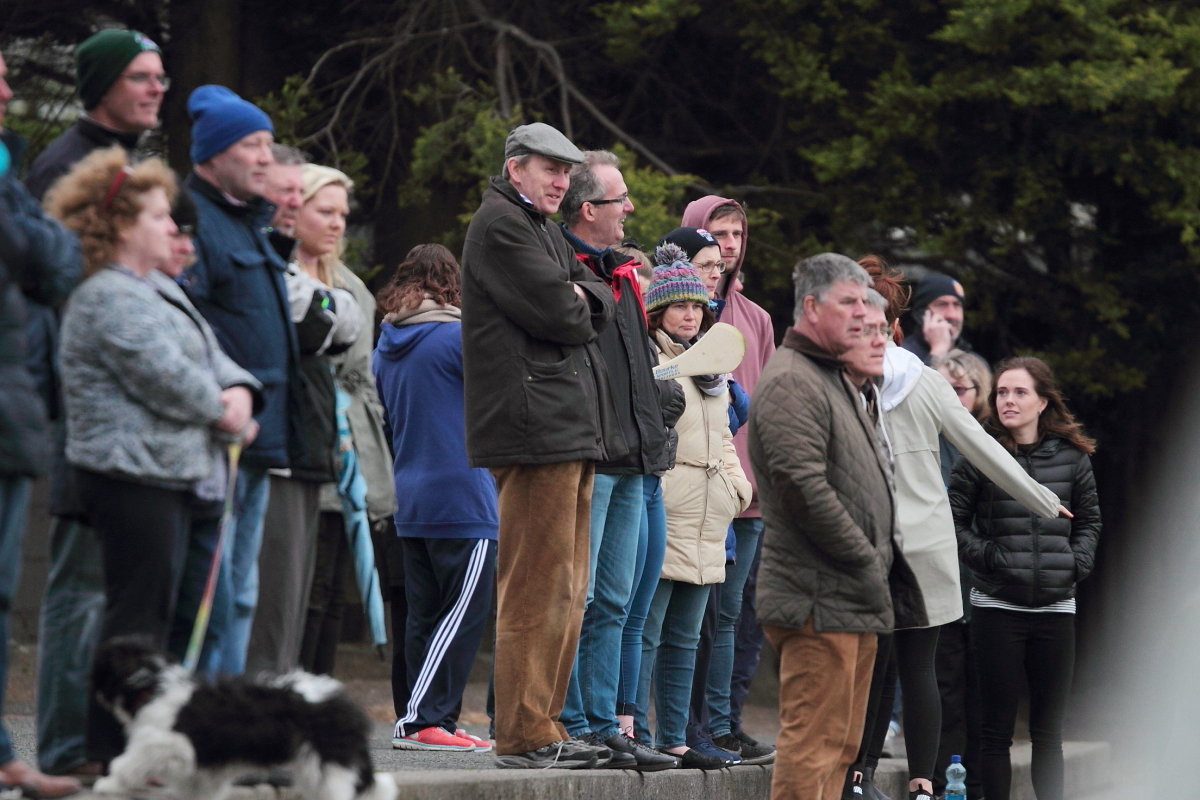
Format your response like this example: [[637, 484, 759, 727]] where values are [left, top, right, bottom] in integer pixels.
[[901, 271, 971, 365], [182, 85, 305, 677]]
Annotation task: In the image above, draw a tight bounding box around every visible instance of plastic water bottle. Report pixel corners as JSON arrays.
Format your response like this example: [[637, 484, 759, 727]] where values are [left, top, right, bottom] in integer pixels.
[[946, 754, 967, 800]]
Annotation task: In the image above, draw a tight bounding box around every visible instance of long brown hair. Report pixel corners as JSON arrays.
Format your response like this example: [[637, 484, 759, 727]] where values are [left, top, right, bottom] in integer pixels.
[[858, 254, 910, 344], [376, 243, 461, 314], [989, 356, 1095, 454]]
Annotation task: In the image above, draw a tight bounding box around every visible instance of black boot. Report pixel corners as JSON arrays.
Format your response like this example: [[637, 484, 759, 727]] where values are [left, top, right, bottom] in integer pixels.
[[862, 767, 895, 800]]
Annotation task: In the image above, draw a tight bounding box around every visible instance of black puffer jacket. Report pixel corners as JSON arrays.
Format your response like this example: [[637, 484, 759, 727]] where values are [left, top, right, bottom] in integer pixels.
[[949, 435, 1101, 607]]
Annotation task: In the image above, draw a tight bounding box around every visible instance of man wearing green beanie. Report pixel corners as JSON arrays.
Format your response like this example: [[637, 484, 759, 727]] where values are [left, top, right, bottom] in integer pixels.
[[23, 26, 165, 784], [26, 28, 164, 200]]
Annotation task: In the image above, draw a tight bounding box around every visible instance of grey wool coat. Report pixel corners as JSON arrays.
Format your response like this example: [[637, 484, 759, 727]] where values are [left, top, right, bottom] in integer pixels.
[[749, 328, 926, 634], [60, 267, 261, 484]]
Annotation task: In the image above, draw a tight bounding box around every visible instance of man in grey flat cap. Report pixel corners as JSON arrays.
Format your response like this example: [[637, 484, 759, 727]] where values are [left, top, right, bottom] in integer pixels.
[[460, 122, 626, 769]]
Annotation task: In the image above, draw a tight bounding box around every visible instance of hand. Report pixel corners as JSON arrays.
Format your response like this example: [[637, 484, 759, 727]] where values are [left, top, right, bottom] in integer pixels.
[[216, 386, 253, 434], [922, 309, 954, 355], [241, 418, 260, 446], [1058, 505, 1074, 519]]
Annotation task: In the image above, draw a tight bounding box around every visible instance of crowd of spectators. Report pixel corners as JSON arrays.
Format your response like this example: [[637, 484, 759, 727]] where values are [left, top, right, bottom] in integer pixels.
[[0, 27, 1101, 800]]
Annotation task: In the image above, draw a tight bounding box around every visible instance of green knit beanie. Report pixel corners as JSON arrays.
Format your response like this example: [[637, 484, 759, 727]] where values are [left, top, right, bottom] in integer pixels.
[[75, 29, 162, 110]]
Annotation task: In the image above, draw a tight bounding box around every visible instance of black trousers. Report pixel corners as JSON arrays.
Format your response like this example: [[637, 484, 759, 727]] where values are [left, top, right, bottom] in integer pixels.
[[849, 631, 896, 782], [894, 626, 941, 782], [972, 606, 1075, 800], [299, 511, 354, 676], [394, 537, 496, 736], [77, 469, 192, 764], [850, 625, 941, 788], [934, 619, 984, 796]]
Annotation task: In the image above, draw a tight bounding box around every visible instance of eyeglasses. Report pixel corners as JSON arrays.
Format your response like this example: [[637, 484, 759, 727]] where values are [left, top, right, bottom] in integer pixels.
[[585, 193, 628, 206], [122, 72, 171, 90], [693, 261, 726, 275], [952, 384, 978, 396], [859, 324, 890, 340]]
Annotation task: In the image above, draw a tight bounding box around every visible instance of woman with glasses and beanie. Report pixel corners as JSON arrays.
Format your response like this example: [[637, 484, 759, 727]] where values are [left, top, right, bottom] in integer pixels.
[[949, 357, 1100, 800], [842, 257, 1067, 800], [634, 244, 751, 768]]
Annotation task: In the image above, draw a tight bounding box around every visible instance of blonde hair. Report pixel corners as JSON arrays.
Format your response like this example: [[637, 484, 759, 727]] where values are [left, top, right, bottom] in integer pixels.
[[299, 163, 354, 287], [931, 349, 993, 421], [44, 146, 177, 275]]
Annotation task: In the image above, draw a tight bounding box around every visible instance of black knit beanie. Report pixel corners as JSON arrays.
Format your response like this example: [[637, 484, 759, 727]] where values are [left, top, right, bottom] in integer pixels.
[[910, 271, 964, 314]]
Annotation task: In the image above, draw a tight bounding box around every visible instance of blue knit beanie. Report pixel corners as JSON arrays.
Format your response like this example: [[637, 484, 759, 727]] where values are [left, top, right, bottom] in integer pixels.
[[187, 85, 274, 164]]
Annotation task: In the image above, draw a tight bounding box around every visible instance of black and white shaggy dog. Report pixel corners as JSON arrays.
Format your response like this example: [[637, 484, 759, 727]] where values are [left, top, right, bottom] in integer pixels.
[[90, 637, 397, 800]]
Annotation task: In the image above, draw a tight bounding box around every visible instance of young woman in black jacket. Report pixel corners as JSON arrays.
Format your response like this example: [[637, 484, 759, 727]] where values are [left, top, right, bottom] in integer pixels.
[[948, 356, 1101, 800]]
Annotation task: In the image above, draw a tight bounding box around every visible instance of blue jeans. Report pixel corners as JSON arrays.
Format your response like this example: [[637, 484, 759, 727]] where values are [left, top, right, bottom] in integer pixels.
[[618, 475, 666, 715], [635, 578, 710, 749], [561, 473, 644, 740], [36, 517, 105, 773], [201, 466, 270, 676], [707, 518, 762, 737], [0, 477, 32, 765], [167, 513, 231, 670]]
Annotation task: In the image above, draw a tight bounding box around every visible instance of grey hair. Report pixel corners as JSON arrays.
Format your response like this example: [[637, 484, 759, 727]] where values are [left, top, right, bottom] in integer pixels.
[[270, 143, 307, 166], [502, 153, 533, 180], [561, 150, 621, 227], [792, 253, 871, 322], [865, 288, 887, 312]]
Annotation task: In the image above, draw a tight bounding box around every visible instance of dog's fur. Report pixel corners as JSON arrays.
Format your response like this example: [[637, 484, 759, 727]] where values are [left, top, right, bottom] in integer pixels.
[[90, 637, 397, 800]]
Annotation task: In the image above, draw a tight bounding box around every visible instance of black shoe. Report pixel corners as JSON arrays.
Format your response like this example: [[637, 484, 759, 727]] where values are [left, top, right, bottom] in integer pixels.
[[578, 732, 630, 769], [733, 730, 764, 749], [713, 732, 776, 766], [604, 734, 677, 771], [862, 767, 895, 800], [668, 746, 734, 769], [909, 789, 934, 800], [494, 739, 598, 769]]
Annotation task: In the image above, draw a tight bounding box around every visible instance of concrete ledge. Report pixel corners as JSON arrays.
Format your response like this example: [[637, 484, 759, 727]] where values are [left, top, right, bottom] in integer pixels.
[[390, 764, 773, 800], [874, 741, 1111, 800], [69, 741, 1109, 800]]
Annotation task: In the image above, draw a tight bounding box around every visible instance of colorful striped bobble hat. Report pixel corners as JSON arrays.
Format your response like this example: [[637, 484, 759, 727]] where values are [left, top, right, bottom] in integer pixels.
[[645, 243, 709, 313]]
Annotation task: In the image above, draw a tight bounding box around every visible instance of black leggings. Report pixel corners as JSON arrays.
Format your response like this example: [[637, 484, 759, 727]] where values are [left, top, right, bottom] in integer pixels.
[[76, 469, 192, 763], [852, 626, 941, 783], [895, 626, 942, 782], [972, 606, 1074, 800]]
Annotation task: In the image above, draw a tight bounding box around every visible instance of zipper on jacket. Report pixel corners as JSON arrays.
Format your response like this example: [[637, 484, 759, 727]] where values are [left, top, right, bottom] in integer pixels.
[[1023, 451, 1041, 600]]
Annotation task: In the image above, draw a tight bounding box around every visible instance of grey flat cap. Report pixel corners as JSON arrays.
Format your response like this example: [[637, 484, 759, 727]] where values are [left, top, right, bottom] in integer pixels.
[[504, 122, 585, 165]]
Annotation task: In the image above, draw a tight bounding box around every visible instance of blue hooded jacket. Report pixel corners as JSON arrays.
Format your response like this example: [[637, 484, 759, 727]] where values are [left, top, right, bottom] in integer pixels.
[[373, 314, 498, 540]]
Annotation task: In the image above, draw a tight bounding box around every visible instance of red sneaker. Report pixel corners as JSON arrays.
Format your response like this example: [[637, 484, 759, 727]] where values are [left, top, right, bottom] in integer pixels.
[[455, 729, 492, 752], [392, 725, 477, 751]]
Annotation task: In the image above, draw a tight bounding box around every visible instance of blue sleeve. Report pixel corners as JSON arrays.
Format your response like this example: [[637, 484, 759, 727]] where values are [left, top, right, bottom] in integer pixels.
[[0, 172, 82, 306], [727, 377, 750, 435], [725, 523, 737, 563]]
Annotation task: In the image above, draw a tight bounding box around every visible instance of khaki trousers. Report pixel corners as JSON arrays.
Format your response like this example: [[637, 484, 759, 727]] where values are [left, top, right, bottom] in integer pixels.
[[490, 460, 593, 755], [765, 618, 878, 800]]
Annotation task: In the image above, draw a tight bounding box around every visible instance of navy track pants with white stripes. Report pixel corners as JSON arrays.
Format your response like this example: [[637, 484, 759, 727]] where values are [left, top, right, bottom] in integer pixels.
[[395, 537, 496, 736]]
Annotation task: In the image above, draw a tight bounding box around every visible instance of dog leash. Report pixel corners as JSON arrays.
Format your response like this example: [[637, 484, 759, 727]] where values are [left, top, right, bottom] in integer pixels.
[[182, 441, 242, 673]]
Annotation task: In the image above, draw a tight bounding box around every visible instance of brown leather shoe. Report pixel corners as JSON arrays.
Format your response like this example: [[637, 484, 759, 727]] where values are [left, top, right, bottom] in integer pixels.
[[0, 760, 81, 798]]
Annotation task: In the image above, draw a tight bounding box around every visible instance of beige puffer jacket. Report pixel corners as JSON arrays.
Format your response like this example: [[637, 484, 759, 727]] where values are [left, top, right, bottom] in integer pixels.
[[655, 329, 753, 585]]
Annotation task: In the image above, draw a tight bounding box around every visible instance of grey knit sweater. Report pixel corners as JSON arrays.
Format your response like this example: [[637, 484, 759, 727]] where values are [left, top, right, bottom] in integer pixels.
[[60, 266, 260, 485]]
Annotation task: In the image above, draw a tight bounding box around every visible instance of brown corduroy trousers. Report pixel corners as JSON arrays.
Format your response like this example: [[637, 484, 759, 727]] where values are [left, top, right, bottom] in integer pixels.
[[490, 460, 593, 755], [765, 618, 878, 800]]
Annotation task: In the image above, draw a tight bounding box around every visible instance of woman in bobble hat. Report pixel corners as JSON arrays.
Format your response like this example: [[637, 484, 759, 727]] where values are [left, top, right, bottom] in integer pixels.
[[634, 244, 752, 769]]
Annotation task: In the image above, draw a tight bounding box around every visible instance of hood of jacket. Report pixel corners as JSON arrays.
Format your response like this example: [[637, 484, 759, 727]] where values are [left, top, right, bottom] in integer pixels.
[[881, 343, 925, 413], [376, 310, 459, 361], [682, 195, 747, 299]]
